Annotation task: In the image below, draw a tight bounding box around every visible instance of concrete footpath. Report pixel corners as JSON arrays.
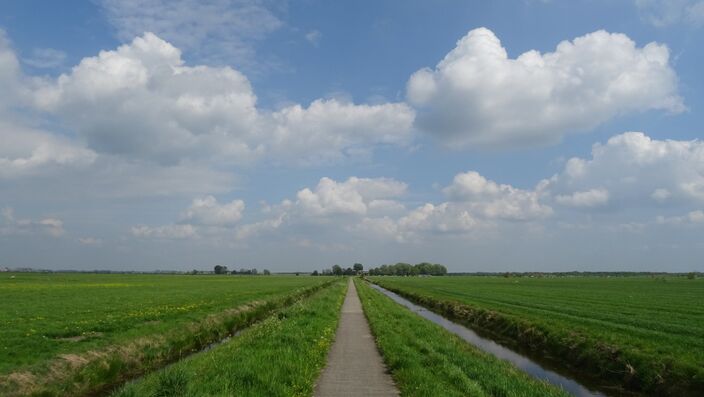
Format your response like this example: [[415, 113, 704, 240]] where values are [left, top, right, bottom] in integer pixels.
[[314, 278, 399, 397]]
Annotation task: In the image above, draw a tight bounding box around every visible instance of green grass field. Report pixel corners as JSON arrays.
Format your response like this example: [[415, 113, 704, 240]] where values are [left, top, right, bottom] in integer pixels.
[[0, 273, 330, 396], [369, 275, 704, 396], [113, 279, 346, 397], [355, 279, 569, 397]]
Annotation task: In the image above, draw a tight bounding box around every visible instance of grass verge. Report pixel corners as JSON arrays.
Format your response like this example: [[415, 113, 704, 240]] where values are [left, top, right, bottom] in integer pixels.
[[368, 277, 704, 396], [112, 279, 347, 397], [355, 279, 569, 397], [0, 279, 337, 397]]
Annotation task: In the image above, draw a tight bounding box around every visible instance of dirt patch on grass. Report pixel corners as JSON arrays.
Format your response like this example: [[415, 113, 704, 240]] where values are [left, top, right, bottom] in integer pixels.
[[54, 332, 104, 342]]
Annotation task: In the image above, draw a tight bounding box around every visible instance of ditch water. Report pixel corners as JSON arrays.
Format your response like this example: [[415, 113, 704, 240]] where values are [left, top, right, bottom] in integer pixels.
[[368, 283, 606, 397]]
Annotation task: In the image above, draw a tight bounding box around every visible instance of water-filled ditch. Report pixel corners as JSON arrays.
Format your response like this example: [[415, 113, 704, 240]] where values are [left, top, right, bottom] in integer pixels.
[[368, 283, 607, 397]]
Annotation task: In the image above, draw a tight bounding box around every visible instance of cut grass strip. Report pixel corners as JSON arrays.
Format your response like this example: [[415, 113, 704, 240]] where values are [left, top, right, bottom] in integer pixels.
[[369, 277, 704, 396], [112, 279, 347, 397], [0, 279, 336, 397], [355, 279, 569, 397]]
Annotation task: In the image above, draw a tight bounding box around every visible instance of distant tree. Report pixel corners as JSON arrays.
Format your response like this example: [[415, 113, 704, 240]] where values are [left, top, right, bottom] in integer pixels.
[[251, 268, 258, 275], [343, 267, 355, 276], [322, 269, 333, 276], [429, 263, 447, 276], [394, 263, 412, 276], [332, 265, 343, 276], [353, 263, 363, 273], [312, 270, 319, 276], [191, 269, 199, 275], [263, 269, 271, 275], [230, 269, 238, 275], [214, 265, 228, 274], [687, 272, 696, 280]]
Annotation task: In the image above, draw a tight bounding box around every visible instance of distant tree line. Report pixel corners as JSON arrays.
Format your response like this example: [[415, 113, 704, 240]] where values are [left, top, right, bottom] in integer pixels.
[[312, 263, 364, 276], [209, 265, 271, 275], [367, 262, 447, 276]]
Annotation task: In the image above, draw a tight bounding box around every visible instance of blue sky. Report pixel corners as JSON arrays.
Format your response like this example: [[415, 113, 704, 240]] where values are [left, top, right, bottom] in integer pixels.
[[1, 0, 703, 272]]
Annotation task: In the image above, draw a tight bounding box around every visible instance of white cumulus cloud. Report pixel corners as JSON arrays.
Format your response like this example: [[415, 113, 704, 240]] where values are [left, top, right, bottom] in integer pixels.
[[443, 171, 553, 220], [34, 33, 414, 166], [407, 27, 683, 148], [180, 196, 245, 226], [547, 132, 704, 207], [294, 176, 407, 217]]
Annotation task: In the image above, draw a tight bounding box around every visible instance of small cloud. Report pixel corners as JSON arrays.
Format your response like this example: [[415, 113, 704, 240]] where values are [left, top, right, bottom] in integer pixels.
[[635, 0, 704, 28], [131, 224, 198, 240], [0, 207, 65, 237], [78, 237, 102, 245], [651, 188, 671, 203], [305, 30, 322, 46], [656, 210, 704, 225], [24, 48, 66, 68], [555, 188, 610, 208]]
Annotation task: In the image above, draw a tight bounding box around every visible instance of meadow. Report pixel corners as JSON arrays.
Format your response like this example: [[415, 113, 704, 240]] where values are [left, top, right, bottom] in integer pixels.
[[355, 279, 569, 397], [369, 275, 704, 396], [0, 273, 330, 396]]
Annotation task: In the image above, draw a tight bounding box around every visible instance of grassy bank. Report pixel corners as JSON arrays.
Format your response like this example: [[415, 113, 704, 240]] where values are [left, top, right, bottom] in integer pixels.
[[355, 279, 569, 397], [369, 276, 704, 396], [0, 273, 334, 396], [112, 279, 347, 397]]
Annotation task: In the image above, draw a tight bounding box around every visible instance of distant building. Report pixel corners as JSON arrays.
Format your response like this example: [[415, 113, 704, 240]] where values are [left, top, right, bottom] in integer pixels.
[[0, 267, 9, 272]]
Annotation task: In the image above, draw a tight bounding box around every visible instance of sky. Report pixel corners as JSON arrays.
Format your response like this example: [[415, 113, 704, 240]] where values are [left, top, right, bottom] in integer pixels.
[[1, 0, 703, 272]]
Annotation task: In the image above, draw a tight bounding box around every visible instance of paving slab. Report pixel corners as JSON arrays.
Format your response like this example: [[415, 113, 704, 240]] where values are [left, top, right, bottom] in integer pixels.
[[314, 278, 399, 397]]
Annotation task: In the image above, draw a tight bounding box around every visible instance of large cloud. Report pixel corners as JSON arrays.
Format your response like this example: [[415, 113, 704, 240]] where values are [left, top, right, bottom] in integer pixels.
[[35, 33, 414, 166], [407, 28, 683, 148], [35, 33, 260, 164], [546, 132, 704, 207]]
